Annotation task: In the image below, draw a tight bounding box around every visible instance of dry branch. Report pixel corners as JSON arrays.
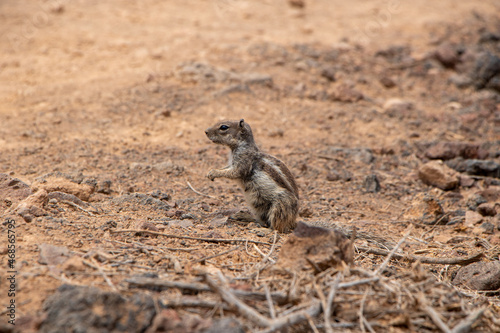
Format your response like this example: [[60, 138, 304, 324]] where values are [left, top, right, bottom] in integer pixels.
[[126, 276, 288, 303], [373, 227, 411, 276], [258, 301, 323, 333], [357, 246, 484, 265], [451, 308, 486, 333], [110, 229, 272, 245], [206, 272, 271, 327], [418, 294, 452, 333]]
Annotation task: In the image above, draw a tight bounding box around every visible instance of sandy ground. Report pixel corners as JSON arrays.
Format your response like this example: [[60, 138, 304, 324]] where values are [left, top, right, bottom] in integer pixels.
[[1, 0, 500, 332]]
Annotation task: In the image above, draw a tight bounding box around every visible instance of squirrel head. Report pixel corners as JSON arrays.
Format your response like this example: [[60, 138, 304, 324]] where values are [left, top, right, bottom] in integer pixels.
[[205, 119, 256, 149]]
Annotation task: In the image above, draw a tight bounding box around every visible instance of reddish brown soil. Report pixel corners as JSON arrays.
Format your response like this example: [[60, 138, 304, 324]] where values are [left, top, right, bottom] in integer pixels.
[[1, 1, 500, 332]]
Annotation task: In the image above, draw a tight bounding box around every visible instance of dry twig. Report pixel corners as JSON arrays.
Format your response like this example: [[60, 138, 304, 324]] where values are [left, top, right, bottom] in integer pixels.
[[359, 289, 376, 333], [61, 199, 95, 216], [110, 229, 271, 245], [373, 226, 412, 276], [264, 285, 276, 319], [451, 308, 486, 333], [126, 276, 288, 303], [194, 245, 242, 263], [358, 246, 484, 266], [418, 294, 452, 333], [206, 271, 271, 327]]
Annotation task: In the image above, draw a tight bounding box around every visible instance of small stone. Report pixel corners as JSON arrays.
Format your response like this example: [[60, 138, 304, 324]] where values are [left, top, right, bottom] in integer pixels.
[[152, 161, 184, 175], [379, 76, 396, 88], [241, 73, 273, 86], [16, 189, 49, 221], [40, 285, 155, 333], [135, 221, 159, 232], [268, 129, 284, 138], [477, 203, 497, 217], [465, 211, 483, 227], [61, 256, 86, 272], [452, 261, 500, 291], [418, 160, 459, 190], [479, 187, 500, 202], [382, 98, 414, 117], [472, 51, 500, 90], [480, 222, 495, 234], [464, 160, 500, 178], [299, 206, 313, 218], [433, 43, 460, 68], [449, 74, 472, 88], [288, 0, 305, 8], [39, 243, 70, 265], [459, 175, 475, 187], [326, 172, 340, 182], [329, 85, 363, 103], [321, 67, 336, 82], [403, 193, 447, 225], [209, 216, 229, 227], [96, 179, 112, 194], [351, 148, 375, 164], [363, 174, 381, 193], [466, 194, 487, 211], [424, 142, 482, 160]]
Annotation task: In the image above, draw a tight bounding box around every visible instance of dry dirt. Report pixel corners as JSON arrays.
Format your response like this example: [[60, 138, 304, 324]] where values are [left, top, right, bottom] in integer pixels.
[[1, 1, 500, 332]]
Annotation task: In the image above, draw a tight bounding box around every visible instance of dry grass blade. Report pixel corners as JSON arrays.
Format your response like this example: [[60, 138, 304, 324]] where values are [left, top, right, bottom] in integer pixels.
[[186, 180, 216, 199]]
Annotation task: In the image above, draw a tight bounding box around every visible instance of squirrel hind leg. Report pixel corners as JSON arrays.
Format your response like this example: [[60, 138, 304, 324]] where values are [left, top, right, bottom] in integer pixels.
[[255, 213, 271, 228], [268, 199, 298, 233]]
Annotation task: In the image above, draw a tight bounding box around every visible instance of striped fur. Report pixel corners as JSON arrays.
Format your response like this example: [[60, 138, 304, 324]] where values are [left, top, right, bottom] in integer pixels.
[[206, 119, 299, 232]]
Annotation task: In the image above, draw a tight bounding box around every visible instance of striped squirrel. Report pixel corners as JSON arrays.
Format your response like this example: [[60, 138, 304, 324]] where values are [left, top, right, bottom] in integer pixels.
[[205, 119, 299, 232]]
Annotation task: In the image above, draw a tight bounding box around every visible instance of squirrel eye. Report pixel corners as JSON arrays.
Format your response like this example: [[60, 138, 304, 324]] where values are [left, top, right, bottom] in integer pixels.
[[219, 125, 229, 131]]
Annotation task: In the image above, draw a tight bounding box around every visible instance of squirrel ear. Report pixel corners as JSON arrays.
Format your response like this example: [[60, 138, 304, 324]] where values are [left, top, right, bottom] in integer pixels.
[[239, 119, 245, 128]]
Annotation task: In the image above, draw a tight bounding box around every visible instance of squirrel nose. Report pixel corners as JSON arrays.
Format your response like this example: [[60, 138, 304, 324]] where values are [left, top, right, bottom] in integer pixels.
[[205, 130, 208, 135]]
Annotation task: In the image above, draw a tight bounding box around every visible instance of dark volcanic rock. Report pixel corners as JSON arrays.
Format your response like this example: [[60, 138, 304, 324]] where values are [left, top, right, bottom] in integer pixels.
[[452, 261, 500, 291], [424, 142, 486, 160], [40, 284, 156, 333], [364, 174, 381, 193], [472, 52, 500, 90], [446, 158, 500, 178]]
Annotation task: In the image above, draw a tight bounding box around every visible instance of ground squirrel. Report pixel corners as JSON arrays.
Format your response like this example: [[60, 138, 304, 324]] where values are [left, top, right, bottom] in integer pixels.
[[205, 119, 299, 232]]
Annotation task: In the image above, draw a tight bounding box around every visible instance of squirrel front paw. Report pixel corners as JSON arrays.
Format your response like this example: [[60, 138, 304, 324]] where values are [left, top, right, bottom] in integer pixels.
[[207, 170, 217, 181]]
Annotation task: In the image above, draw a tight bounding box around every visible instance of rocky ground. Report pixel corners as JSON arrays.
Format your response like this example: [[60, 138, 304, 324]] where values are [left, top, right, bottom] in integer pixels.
[[1, 1, 500, 332]]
